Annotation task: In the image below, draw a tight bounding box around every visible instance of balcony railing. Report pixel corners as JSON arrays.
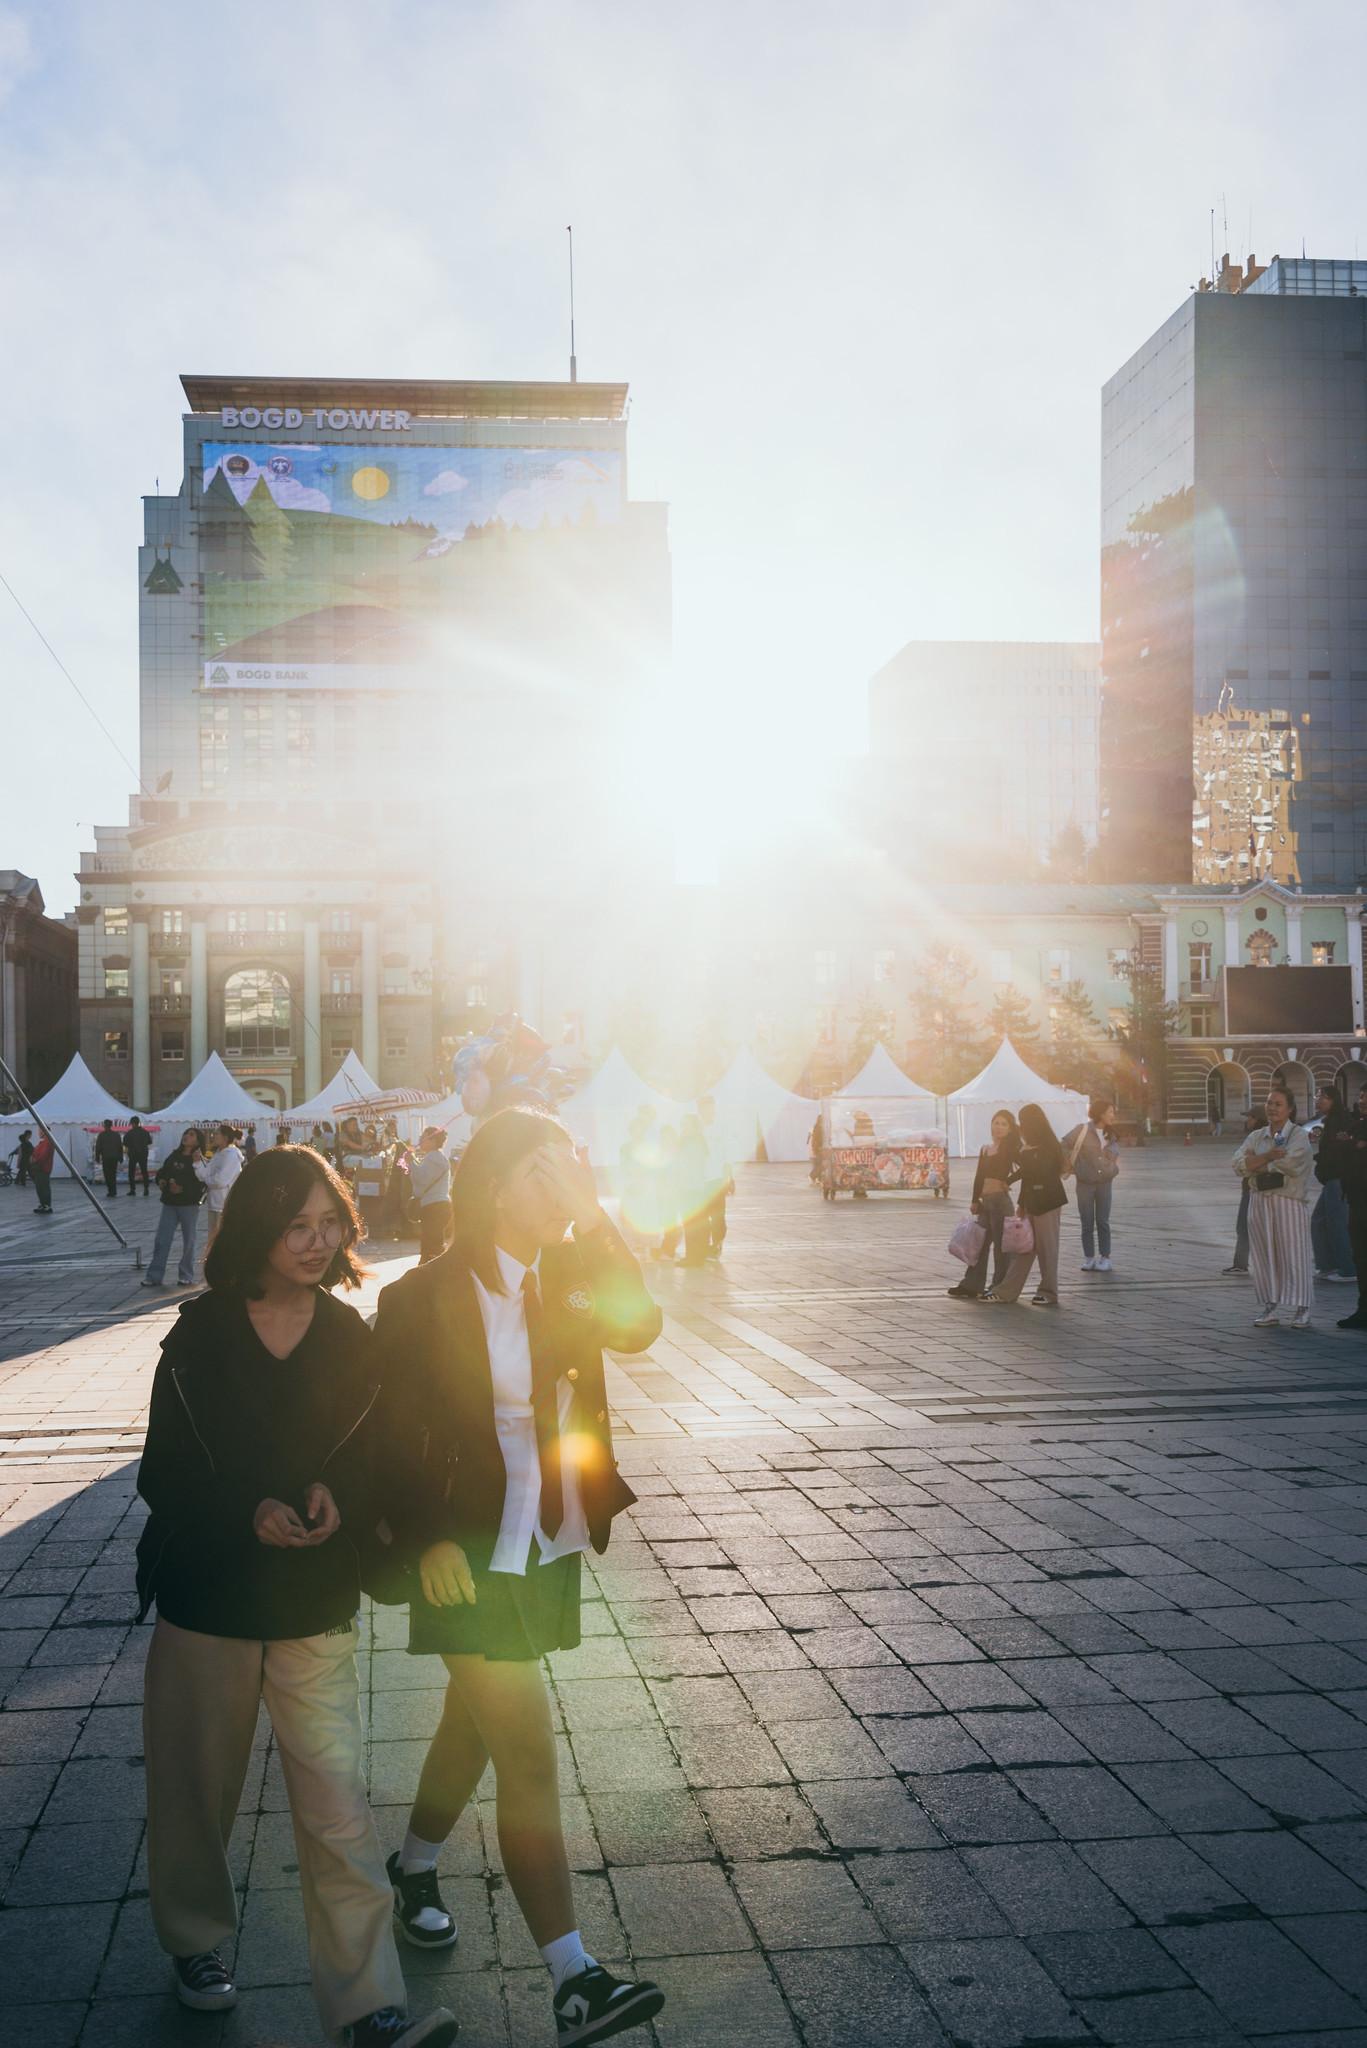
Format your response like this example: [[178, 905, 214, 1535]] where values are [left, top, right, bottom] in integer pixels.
[[149, 994, 191, 1015], [321, 992, 359, 1013], [322, 932, 363, 955], [1182, 977, 1219, 1002], [210, 931, 298, 952]]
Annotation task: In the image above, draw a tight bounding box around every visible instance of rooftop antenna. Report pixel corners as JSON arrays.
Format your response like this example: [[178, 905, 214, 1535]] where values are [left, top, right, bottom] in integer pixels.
[[566, 225, 578, 384], [1210, 206, 1215, 285]]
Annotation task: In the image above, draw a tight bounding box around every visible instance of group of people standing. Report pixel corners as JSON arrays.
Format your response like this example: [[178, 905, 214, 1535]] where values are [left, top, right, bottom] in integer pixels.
[[135, 1111, 665, 2048], [1224, 1081, 1367, 1332], [616, 1095, 732, 1266], [949, 1097, 1121, 1307]]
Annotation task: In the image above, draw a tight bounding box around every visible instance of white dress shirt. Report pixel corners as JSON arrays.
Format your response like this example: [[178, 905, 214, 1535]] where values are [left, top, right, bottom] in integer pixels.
[[473, 1244, 591, 1575]]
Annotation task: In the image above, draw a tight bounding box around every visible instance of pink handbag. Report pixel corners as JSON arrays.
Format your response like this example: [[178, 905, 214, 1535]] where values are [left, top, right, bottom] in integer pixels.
[[1001, 1212, 1035, 1258], [948, 1215, 987, 1265]]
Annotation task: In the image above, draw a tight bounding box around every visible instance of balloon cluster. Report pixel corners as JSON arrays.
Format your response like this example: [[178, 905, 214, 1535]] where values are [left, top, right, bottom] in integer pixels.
[[452, 1014, 577, 1122]]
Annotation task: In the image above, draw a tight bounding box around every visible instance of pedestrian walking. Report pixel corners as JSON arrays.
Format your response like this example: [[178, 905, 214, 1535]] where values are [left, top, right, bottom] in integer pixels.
[[992, 1102, 1068, 1307], [124, 1115, 152, 1195], [242, 1127, 258, 1162], [1310, 1085, 1356, 1285], [1232, 1083, 1315, 1329], [142, 1129, 206, 1289], [948, 1109, 1020, 1301], [409, 1125, 452, 1264], [30, 1127, 55, 1214], [1223, 1104, 1266, 1275], [1324, 1094, 1367, 1331], [135, 1144, 457, 2046], [1061, 1097, 1122, 1272], [15, 1127, 33, 1186], [696, 1094, 733, 1258], [94, 1118, 124, 1198], [372, 1108, 666, 2048], [193, 1123, 244, 1253]]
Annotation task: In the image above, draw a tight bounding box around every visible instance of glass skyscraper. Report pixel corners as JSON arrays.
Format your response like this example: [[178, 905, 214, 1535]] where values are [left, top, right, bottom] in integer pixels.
[[1100, 254, 1367, 887]]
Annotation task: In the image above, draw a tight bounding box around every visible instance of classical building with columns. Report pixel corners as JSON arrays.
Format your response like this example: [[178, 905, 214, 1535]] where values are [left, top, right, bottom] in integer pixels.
[[75, 372, 671, 1111], [0, 872, 77, 1105]]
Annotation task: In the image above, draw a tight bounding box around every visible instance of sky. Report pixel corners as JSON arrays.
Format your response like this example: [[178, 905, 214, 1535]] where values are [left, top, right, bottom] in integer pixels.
[[3, 0, 1366, 913]]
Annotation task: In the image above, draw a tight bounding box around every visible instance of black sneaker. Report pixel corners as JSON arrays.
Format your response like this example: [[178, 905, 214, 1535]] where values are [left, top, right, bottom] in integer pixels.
[[173, 1950, 238, 2011], [1338, 1312, 1367, 1330], [343, 2007, 459, 2048], [387, 1851, 458, 1949], [553, 1965, 665, 2046]]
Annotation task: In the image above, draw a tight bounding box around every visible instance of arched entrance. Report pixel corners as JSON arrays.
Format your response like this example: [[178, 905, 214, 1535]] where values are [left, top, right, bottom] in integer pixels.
[[1207, 1061, 1250, 1126], [243, 1080, 286, 1110], [1271, 1060, 1315, 1122], [1334, 1059, 1367, 1110]]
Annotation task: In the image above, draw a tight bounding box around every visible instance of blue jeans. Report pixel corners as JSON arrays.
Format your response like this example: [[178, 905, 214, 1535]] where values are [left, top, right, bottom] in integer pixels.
[[1311, 1178, 1356, 1278], [1077, 1179, 1113, 1259], [147, 1204, 199, 1286]]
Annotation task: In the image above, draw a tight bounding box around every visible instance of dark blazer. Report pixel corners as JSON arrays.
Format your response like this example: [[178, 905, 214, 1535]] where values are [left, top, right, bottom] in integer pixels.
[[1011, 1139, 1068, 1217], [372, 1217, 661, 1568]]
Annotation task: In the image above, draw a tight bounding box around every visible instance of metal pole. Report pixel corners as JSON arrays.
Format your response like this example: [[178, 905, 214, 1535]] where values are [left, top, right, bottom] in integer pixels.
[[0, 1048, 134, 1256]]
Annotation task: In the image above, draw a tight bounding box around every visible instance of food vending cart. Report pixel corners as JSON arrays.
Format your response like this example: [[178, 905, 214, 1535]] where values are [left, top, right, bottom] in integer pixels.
[[819, 1097, 948, 1201]]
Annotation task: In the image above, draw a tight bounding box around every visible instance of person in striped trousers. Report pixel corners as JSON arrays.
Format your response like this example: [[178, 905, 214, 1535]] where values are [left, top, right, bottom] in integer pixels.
[[1232, 1084, 1316, 1329]]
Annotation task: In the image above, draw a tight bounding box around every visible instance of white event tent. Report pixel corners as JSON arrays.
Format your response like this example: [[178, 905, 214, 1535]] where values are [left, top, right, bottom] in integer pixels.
[[947, 1038, 1089, 1158], [560, 1049, 686, 1168], [0, 1054, 143, 1178], [842, 1044, 936, 1101], [708, 1050, 815, 1164], [156, 1053, 276, 1153], [274, 1050, 381, 1128]]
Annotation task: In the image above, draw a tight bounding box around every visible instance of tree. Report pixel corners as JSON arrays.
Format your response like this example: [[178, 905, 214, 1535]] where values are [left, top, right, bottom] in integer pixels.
[[244, 476, 293, 581], [1046, 978, 1109, 1094], [1108, 955, 1183, 1130], [1044, 822, 1090, 882], [985, 984, 1040, 1060], [907, 945, 980, 1095], [847, 988, 896, 1078]]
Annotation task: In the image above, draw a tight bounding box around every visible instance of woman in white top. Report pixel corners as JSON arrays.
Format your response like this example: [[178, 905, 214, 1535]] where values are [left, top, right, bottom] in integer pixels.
[[193, 1123, 245, 1249], [1232, 1083, 1316, 1328], [372, 1109, 665, 2048]]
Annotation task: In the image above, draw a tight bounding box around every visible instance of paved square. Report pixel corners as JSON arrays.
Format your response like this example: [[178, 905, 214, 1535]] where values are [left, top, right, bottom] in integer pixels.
[[3, 1146, 1367, 2044]]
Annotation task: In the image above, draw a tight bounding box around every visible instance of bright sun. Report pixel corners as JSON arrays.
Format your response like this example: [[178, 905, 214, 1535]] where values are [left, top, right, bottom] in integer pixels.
[[350, 466, 391, 501]]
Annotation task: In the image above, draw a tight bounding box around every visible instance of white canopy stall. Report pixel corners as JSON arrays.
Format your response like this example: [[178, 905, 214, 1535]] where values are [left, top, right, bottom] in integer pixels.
[[560, 1049, 686, 1169], [273, 1050, 381, 1130], [842, 1044, 937, 1101], [0, 1054, 150, 1178], [707, 1050, 816, 1164], [947, 1038, 1089, 1158], [155, 1053, 276, 1154]]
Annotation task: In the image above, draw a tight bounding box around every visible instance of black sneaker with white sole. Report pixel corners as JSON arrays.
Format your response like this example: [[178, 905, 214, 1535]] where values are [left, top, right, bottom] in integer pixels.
[[553, 1965, 665, 2046], [342, 2005, 459, 2048], [386, 1851, 458, 1949], [174, 1949, 238, 2011]]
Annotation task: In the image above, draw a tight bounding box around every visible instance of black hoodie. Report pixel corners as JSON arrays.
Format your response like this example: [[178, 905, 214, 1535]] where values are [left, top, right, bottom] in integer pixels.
[[135, 1288, 390, 1639]]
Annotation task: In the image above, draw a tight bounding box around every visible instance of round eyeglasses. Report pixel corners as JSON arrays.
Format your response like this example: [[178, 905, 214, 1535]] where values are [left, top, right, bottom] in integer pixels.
[[283, 1217, 345, 1254]]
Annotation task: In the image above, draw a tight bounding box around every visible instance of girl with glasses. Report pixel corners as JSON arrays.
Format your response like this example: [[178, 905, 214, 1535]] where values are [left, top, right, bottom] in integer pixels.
[[373, 1107, 667, 2047], [135, 1144, 456, 2048]]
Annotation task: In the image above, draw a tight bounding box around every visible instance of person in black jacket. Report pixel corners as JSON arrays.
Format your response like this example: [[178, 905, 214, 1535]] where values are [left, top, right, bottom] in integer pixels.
[[949, 1109, 1020, 1301], [993, 1102, 1068, 1307], [372, 1107, 666, 2048], [1322, 1094, 1367, 1330], [136, 1144, 456, 2048], [124, 1113, 152, 1194], [94, 1118, 123, 1198], [141, 1128, 205, 1288]]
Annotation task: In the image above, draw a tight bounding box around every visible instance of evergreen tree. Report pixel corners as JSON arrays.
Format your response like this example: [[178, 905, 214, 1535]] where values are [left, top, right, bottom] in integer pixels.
[[985, 984, 1040, 1059], [847, 988, 896, 1077], [1046, 978, 1107, 1093], [907, 945, 979, 1094], [1108, 956, 1183, 1129], [1045, 822, 1089, 881], [245, 476, 293, 581]]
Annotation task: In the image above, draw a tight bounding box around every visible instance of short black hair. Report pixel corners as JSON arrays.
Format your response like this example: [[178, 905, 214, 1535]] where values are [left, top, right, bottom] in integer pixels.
[[203, 1144, 365, 1297]]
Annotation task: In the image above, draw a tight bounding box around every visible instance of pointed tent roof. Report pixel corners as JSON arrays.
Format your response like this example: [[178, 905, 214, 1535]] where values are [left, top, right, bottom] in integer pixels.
[[843, 1043, 934, 1097], [560, 1049, 686, 1165], [157, 1051, 275, 1124], [705, 1049, 816, 1163], [949, 1036, 1078, 1103], [276, 1049, 382, 1124], [0, 1052, 132, 1126]]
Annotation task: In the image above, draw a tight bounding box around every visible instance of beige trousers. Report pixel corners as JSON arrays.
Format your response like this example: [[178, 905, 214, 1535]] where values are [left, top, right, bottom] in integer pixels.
[[143, 1616, 405, 2036], [995, 1206, 1062, 1302]]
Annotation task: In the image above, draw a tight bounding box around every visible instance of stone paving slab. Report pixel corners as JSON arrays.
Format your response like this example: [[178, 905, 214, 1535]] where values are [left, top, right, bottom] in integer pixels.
[[2, 1152, 1367, 2042]]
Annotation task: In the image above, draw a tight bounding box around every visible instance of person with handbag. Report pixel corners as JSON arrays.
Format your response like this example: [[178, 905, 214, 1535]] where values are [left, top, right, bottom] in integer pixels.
[[135, 1143, 457, 2048], [1060, 1098, 1121, 1273], [1232, 1083, 1315, 1329], [372, 1106, 667, 2048], [948, 1109, 1020, 1301], [991, 1102, 1068, 1307]]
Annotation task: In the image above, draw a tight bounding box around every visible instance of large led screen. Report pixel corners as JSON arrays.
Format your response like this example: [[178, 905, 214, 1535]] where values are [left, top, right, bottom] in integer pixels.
[[1225, 965, 1353, 1036], [200, 442, 624, 689]]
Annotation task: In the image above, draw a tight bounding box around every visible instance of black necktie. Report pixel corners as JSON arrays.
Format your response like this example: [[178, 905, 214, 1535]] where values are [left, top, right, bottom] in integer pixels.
[[521, 1272, 564, 1538]]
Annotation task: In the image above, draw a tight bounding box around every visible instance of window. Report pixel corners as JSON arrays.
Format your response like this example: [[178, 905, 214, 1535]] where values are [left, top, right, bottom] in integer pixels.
[[1047, 947, 1070, 985], [242, 701, 275, 789], [989, 949, 1012, 984], [1312, 940, 1337, 965], [226, 909, 250, 934], [199, 700, 229, 792], [104, 966, 129, 997], [286, 698, 316, 787], [329, 909, 353, 934], [466, 983, 488, 1010], [162, 1028, 186, 1062], [1188, 941, 1213, 982], [161, 971, 184, 998], [1107, 1007, 1129, 1034], [1107, 947, 1131, 977], [103, 1029, 128, 1062], [873, 950, 895, 985], [384, 1032, 409, 1062], [329, 1036, 352, 1062], [816, 1005, 839, 1043], [383, 968, 408, 995], [224, 969, 291, 1056], [103, 906, 129, 938], [1248, 930, 1277, 968], [814, 949, 837, 988], [264, 909, 288, 934], [331, 971, 354, 996], [159, 909, 184, 937]]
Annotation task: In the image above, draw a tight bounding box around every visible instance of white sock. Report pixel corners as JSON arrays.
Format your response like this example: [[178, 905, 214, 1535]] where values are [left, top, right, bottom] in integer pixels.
[[399, 1827, 443, 1874], [541, 1929, 594, 1992]]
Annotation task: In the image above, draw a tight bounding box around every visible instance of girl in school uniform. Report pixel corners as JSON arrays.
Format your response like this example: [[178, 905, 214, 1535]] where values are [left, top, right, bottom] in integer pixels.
[[373, 1107, 666, 2047]]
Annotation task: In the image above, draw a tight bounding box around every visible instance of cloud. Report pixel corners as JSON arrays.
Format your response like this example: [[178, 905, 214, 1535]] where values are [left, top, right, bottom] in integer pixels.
[[423, 469, 470, 497], [0, 9, 34, 104], [496, 457, 619, 530]]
